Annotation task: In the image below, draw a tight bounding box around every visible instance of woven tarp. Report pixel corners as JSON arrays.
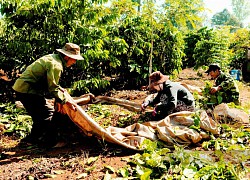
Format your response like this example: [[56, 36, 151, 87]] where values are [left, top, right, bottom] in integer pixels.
[[56, 92, 220, 150]]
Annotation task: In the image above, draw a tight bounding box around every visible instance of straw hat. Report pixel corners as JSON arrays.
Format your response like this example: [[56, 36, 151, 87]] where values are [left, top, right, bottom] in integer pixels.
[[56, 43, 84, 60], [148, 71, 169, 89]]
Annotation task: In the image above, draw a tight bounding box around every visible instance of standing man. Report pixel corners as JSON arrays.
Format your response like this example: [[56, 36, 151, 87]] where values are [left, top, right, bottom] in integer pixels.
[[205, 63, 240, 105], [141, 71, 195, 120], [12, 43, 84, 147]]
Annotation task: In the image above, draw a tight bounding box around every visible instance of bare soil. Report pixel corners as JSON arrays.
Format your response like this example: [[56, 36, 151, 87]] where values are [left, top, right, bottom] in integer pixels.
[[0, 68, 250, 180]]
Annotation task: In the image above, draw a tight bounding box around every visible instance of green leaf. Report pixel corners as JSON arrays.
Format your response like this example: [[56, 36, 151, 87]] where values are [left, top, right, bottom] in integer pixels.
[[85, 166, 96, 172], [157, 148, 171, 155], [202, 141, 211, 150], [118, 168, 129, 178], [53, 170, 65, 175], [217, 95, 223, 104], [87, 156, 98, 165], [27, 175, 34, 180], [76, 173, 88, 179], [183, 167, 197, 178], [104, 165, 115, 173], [44, 174, 57, 178], [140, 168, 152, 180], [215, 140, 221, 150]]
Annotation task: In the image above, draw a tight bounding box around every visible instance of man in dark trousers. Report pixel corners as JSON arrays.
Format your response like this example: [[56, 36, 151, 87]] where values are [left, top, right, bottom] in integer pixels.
[[13, 43, 84, 147], [141, 71, 195, 120]]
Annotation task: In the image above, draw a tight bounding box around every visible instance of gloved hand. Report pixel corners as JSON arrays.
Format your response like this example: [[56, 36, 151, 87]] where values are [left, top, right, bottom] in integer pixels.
[[141, 102, 149, 111], [210, 86, 222, 94], [152, 107, 157, 116]]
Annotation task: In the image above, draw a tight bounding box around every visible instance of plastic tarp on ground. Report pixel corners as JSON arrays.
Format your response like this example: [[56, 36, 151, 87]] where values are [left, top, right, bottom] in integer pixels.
[[57, 92, 220, 150]]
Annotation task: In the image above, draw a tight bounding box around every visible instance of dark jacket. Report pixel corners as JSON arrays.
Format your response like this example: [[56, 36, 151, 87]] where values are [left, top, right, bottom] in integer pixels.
[[146, 80, 195, 114]]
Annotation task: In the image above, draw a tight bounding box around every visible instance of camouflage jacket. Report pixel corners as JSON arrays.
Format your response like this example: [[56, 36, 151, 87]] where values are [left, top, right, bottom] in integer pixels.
[[215, 71, 239, 104], [13, 54, 67, 103]]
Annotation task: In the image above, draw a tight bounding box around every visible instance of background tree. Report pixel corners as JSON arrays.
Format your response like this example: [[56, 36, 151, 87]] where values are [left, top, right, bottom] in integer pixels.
[[228, 28, 250, 69], [1, 0, 249, 102], [141, 0, 157, 79], [161, 0, 205, 31], [186, 27, 232, 70], [231, 0, 250, 26], [0, 0, 193, 100], [0, 0, 110, 99], [211, 9, 242, 28], [132, 0, 142, 13]]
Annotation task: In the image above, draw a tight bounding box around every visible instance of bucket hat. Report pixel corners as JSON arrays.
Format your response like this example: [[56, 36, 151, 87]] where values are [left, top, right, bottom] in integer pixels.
[[56, 43, 84, 60], [148, 71, 169, 89]]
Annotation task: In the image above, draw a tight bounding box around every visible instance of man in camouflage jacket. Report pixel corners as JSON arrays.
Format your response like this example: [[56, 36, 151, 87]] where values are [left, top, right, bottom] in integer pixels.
[[205, 64, 240, 105]]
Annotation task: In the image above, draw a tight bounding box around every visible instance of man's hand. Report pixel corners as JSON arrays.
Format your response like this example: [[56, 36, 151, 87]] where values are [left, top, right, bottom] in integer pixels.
[[152, 107, 157, 116], [141, 102, 148, 111], [65, 101, 77, 111], [140, 85, 148, 91], [210, 86, 222, 94]]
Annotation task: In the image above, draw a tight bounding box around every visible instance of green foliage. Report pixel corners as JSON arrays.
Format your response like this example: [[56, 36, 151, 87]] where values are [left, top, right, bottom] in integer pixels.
[[211, 9, 242, 28], [72, 77, 110, 95], [154, 28, 185, 77], [86, 104, 112, 128], [2, 0, 249, 103], [4, 115, 32, 138], [184, 27, 233, 70], [184, 25, 249, 79], [0, 0, 90, 101], [0, 0, 192, 100], [184, 27, 208, 67], [232, 0, 250, 24], [86, 103, 138, 128], [116, 114, 138, 128], [119, 141, 247, 179], [183, 24, 250, 76], [0, 18, 5, 34], [202, 124, 250, 152], [193, 28, 232, 69], [194, 81, 224, 109], [0, 103, 32, 138], [161, 0, 205, 31], [189, 111, 201, 130], [229, 28, 250, 69]]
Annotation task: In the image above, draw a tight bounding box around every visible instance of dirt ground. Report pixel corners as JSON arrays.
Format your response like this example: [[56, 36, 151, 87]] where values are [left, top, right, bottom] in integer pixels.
[[0, 68, 250, 180]]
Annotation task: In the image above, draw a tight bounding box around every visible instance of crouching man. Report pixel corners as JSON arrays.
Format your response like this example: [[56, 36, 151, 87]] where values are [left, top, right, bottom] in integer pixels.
[[141, 71, 195, 120]]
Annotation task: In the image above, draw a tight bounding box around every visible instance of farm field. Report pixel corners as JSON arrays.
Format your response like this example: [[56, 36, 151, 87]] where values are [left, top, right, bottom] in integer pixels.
[[1, 68, 250, 180]]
